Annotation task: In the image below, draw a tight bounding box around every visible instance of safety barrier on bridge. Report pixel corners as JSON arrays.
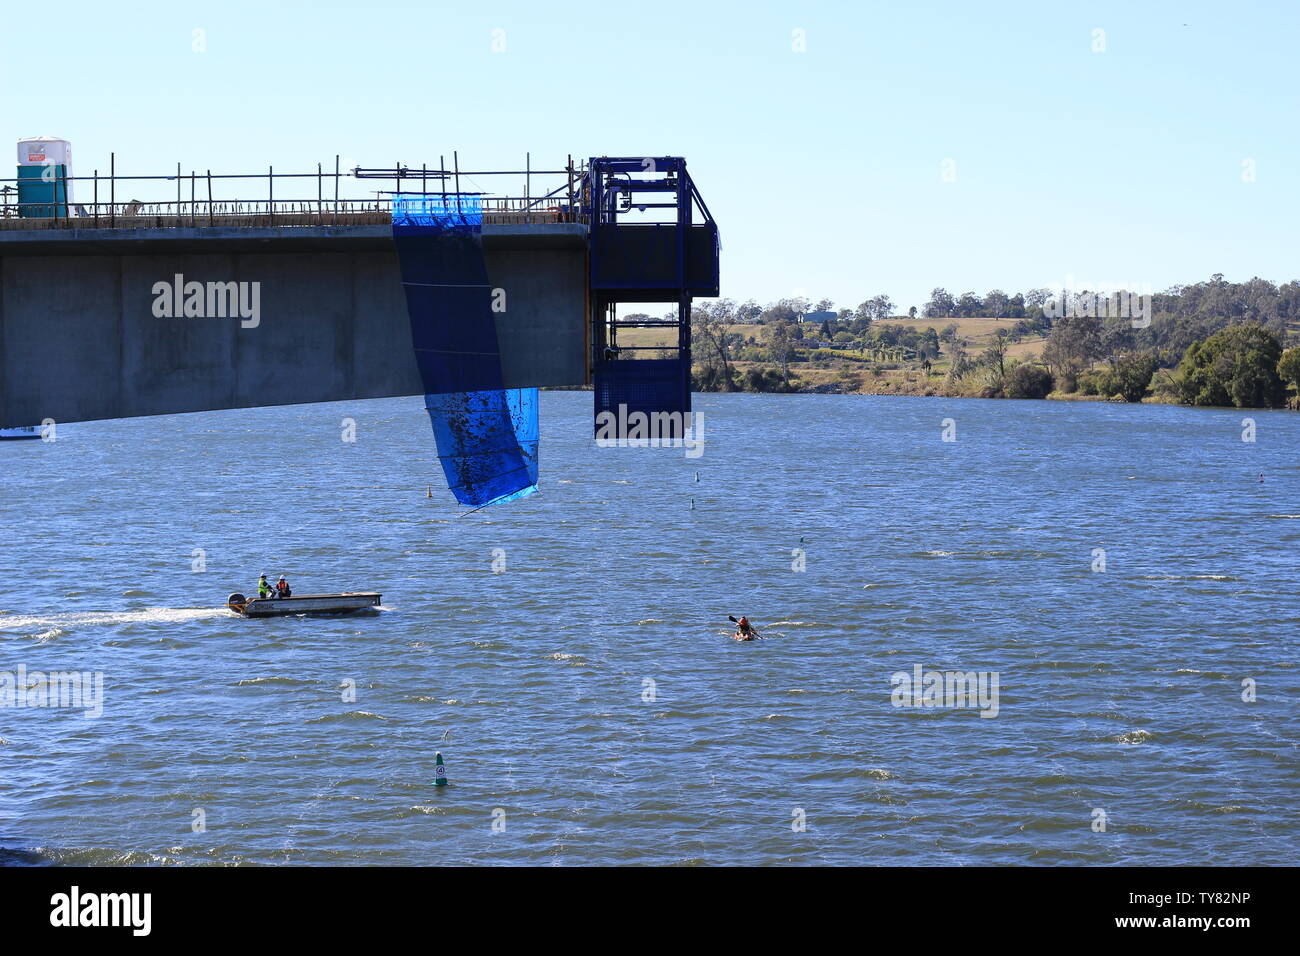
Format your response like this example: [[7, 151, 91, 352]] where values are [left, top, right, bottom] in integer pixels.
[[0, 154, 582, 229]]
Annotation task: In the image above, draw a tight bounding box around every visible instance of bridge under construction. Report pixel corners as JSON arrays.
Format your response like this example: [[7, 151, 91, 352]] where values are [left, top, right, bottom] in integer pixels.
[[0, 153, 720, 505]]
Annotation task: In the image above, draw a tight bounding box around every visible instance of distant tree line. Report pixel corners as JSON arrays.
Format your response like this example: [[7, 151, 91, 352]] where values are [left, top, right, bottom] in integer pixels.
[[681, 275, 1300, 406], [923, 288, 1035, 319], [922, 274, 1300, 328]]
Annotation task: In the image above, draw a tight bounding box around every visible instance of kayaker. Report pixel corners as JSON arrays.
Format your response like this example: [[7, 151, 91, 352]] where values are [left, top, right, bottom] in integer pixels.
[[276, 576, 292, 599], [257, 574, 273, 599], [735, 616, 755, 640]]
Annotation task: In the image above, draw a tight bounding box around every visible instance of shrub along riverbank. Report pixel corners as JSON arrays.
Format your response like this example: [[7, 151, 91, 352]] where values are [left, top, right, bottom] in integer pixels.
[[691, 322, 1299, 410]]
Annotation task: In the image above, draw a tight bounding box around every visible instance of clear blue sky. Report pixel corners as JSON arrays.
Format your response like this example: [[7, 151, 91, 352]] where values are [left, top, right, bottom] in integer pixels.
[[2, 0, 1296, 313]]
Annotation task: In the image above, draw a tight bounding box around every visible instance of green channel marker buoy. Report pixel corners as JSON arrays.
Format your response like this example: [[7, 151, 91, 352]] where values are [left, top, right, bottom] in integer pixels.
[[434, 751, 448, 786], [690, 498, 696, 511]]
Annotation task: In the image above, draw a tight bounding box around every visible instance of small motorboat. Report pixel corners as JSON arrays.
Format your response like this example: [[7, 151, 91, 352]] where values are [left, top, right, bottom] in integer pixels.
[[227, 592, 382, 617], [0, 425, 41, 440]]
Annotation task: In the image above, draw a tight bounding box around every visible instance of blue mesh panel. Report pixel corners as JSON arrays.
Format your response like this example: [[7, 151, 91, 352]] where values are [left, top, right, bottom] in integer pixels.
[[594, 359, 691, 428], [393, 193, 538, 508], [426, 389, 538, 506]]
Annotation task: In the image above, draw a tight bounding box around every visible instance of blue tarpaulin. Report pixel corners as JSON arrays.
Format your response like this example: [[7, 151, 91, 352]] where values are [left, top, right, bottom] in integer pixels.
[[392, 193, 539, 507]]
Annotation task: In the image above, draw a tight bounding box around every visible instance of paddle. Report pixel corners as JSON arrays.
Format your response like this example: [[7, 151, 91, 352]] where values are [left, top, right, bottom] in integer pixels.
[[726, 615, 762, 640]]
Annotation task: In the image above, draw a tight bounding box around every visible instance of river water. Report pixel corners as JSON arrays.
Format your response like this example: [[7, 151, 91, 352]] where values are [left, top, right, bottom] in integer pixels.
[[1, 392, 1296, 865]]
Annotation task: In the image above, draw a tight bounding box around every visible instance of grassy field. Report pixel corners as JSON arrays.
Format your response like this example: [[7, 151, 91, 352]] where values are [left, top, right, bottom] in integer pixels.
[[611, 322, 763, 350], [611, 313, 1297, 400], [615, 317, 1048, 363], [879, 314, 1019, 338]]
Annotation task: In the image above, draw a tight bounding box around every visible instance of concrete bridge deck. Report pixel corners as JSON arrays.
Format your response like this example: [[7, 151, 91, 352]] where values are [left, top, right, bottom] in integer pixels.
[[0, 222, 589, 427]]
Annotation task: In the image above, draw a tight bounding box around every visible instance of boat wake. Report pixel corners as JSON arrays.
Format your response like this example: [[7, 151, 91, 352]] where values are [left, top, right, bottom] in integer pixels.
[[0, 606, 232, 637], [1138, 574, 1238, 582]]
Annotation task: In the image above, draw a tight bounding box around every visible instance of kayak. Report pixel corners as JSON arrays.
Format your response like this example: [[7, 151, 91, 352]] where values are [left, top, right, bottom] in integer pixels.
[[227, 592, 381, 617], [733, 630, 756, 641]]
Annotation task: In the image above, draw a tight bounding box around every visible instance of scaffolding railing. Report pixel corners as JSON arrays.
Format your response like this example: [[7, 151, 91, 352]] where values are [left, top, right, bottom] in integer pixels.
[[0, 154, 584, 229]]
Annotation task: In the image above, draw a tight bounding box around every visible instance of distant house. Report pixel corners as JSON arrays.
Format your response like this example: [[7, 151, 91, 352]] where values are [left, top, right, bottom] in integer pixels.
[[800, 310, 837, 325]]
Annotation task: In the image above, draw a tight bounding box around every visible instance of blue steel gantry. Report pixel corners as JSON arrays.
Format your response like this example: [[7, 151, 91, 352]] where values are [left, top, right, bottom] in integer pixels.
[[583, 157, 718, 433]]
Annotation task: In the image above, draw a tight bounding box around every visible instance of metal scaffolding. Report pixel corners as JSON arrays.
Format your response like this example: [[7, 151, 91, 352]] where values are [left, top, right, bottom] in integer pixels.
[[0, 154, 582, 229]]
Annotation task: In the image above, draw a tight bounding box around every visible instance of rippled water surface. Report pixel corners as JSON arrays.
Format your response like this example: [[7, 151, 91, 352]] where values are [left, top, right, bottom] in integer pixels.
[[1, 392, 1297, 865]]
